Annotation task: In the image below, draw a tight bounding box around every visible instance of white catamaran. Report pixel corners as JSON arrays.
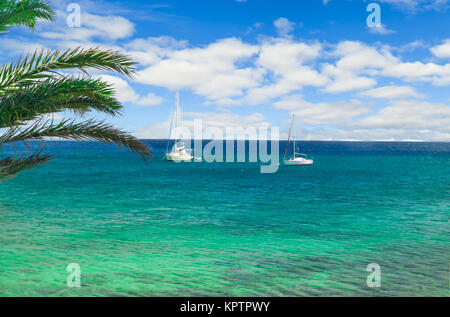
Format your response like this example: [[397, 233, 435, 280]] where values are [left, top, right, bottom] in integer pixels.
[[165, 91, 194, 162], [283, 114, 314, 166]]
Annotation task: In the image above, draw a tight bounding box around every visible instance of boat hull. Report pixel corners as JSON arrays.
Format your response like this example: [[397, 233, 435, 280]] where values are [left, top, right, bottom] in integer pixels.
[[284, 158, 314, 166], [166, 154, 193, 162]]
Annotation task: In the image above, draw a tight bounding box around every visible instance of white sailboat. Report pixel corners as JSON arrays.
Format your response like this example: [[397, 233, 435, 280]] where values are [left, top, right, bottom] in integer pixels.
[[283, 114, 314, 166], [165, 91, 193, 162]]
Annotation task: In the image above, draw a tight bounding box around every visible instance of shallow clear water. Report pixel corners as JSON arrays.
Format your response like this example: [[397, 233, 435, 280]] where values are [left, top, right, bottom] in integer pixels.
[[0, 141, 449, 296]]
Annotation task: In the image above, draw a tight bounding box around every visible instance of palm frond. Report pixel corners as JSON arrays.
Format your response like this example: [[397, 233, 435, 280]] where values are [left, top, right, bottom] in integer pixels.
[[0, 0, 55, 35], [1, 119, 151, 159], [0, 1, 151, 179], [0, 47, 137, 90], [0, 76, 122, 128], [0, 149, 53, 179]]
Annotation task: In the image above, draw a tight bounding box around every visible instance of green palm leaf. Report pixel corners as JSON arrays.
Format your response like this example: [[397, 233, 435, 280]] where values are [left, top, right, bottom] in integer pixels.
[[0, 149, 53, 179], [0, 0, 152, 180], [0, 0, 55, 35], [1, 119, 151, 159], [0, 76, 122, 128], [0, 47, 137, 91]]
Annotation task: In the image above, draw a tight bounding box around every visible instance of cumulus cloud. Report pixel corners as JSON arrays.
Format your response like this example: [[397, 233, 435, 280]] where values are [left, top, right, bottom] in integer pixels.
[[274, 95, 372, 126], [5, 3, 449, 141], [135, 38, 262, 100], [322, 75, 377, 93], [98, 75, 164, 107], [327, 41, 399, 71], [359, 85, 425, 99], [299, 127, 450, 142], [133, 37, 329, 106], [354, 100, 450, 131], [0, 38, 47, 55], [40, 12, 135, 41], [430, 39, 450, 59], [321, 0, 449, 12], [382, 61, 450, 85], [135, 93, 165, 107], [125, 36, 188, 66], [273, 96, 449, 141], [390, 40, 428, 53], [242, 39, 327, 104], [105, 35, 449, 141], [135, 111, 271, 139], [321, 41, 398, 93], [368, 24, 396, 35], [379, 0, 450, 12], [274, 17, 296, 37]]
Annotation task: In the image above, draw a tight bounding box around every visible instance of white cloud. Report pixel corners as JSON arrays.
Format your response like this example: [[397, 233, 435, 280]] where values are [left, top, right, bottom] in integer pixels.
[[135, 38, 262, 100], [379, 0, 450, 12], [328, 41, 399, 72], [184, 111, 270, 129], [319, 41, 450, 91], [134, 120, 170, 139], [274, 17, 296, 37], [98, 75, 163, 107], [125, 36, 188, 66], [368, 24, 396, 35], [98, 75, 139, 103], [240, 39, 327, 104], [299, 127, 450, 142], [322, 75, 377, 93], [195, 39, 328, 106], [389, 40, 428, 53], [0, 38, 47, 55], [354, 100, 450, 131], [40, 12, 135, 41], [135, 93, 164, 107], [430, 39, 450, 59], [82, 13, 135, 40], [382, 61, 450, 85], [274, 95, 372, 125], [321, 41, 398, 93], [359, 85, 425, 99], [257, 39, 322, 71], [271, 94, 449, 141], [321, 0, 450, 11], [3, 3, 449, 141], [134, 111, 270, 139], [273, 97, 450, 141]]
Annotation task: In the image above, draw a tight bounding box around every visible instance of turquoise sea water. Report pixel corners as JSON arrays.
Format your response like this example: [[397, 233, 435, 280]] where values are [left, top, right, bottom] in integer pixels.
[[0, 141, 449, 297]]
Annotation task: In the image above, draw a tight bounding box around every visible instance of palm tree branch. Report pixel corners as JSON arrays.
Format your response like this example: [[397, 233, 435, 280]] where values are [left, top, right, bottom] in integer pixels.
[[0, 1, 151, 179], [0, 47, 137, 90], [0, 149, 53, 179], [1, 119, 151, 158], [0, 76, 122, 128], [0, 0, 55, 35]]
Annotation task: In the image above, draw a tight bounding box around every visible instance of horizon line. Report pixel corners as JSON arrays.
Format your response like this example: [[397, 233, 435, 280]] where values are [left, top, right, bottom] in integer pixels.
[[40, 138, 450, 143]]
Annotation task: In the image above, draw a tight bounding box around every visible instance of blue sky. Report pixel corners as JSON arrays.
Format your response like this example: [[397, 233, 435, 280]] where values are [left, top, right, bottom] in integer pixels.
[[1, 0, 450, 140]]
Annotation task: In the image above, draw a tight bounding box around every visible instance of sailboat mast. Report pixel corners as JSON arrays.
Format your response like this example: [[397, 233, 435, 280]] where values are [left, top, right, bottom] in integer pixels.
[[175, 90, 179, 144], [166, 110, 175, 154], [284, 115, 294, 159], [292, 114, 296, 159]]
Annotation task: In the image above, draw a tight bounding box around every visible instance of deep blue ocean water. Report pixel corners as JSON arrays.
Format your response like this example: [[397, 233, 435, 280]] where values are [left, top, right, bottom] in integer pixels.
[[0, 141, 449, 296]]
